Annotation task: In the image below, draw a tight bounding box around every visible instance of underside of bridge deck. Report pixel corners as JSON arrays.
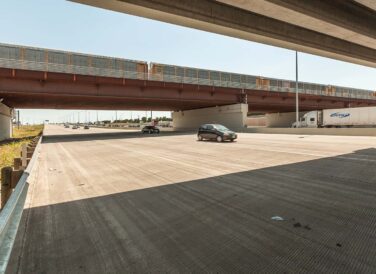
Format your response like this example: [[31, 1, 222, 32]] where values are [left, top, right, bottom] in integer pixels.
[[0, 68, 374, 113]]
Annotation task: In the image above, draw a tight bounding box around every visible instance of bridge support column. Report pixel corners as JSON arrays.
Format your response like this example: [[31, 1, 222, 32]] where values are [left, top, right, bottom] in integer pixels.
[[173, 104, 248, 131], [0, 103, 13, 140]]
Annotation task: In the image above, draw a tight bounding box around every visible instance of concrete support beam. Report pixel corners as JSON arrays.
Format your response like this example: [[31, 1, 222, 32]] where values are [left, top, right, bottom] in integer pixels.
[[218, 0, 376, 49], [173, 103, 248, 131], [0, 103, 13, 140], [354, 0, 376, 11], [72, 0, 376, 67]]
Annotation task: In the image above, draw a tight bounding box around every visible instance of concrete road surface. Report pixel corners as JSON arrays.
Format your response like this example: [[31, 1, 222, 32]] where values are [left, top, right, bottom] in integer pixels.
[[7, 125, 376, 273]]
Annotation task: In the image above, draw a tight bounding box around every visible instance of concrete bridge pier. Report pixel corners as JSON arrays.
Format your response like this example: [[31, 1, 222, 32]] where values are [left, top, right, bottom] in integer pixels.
[[0, 103, 13, 140], [172, 104, 248, 131]]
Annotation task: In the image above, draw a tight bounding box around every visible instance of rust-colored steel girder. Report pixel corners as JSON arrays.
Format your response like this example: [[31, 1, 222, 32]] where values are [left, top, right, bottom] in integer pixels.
[[0, 68, 375, 112]]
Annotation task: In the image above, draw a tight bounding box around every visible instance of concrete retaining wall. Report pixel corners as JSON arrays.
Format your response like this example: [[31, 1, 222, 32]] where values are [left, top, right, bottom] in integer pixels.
[[173, 104, 248, 131], [266, 112, 306, 127], [246, 116, 266, 127], [0, 104, 13, 140], [244, 127, 376, 136]]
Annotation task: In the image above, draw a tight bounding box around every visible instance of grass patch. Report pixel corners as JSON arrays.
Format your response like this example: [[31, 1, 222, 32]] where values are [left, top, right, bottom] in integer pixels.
[[0, 140, 30, 170], [13, 125, 44, 139], [0, 125, 43, 175]]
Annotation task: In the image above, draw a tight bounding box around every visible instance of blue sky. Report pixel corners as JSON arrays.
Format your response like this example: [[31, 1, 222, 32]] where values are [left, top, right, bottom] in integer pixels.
[[1, 0, 375, 124]]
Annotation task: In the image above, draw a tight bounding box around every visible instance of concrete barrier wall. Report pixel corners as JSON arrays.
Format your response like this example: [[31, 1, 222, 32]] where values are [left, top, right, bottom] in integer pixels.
[[266, 112, 307, 127], [246, 116, 266, 127], [173, 104, 248, 131], [0, 104, 13, 140], [244, 127, 376, 136]]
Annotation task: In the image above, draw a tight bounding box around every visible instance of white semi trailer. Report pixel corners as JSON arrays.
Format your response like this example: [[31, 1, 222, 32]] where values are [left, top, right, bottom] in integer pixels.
[[292, 106, 376, 128]]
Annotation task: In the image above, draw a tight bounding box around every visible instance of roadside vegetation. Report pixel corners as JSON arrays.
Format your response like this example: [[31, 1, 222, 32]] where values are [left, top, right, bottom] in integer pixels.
[[13, 125, 44, 139], [0, 125, 43, 175]]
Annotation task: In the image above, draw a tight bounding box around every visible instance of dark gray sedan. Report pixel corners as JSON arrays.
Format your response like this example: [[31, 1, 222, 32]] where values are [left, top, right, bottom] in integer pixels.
[[197, 124, 237, 142]]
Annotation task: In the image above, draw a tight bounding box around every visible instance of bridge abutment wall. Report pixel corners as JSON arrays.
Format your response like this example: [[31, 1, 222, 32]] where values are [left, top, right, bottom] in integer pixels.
[[265, 112, 307, 128], [0, 103, 13, 140], [172, 104, 248, 131]]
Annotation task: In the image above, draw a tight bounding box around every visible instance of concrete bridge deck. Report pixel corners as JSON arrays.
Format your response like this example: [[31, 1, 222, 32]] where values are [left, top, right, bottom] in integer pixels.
[[72, 0, 376, 67], [6, 125, 376, 273]]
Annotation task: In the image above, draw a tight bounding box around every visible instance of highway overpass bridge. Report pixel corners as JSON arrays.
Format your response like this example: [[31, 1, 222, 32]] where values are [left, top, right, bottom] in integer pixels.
[[72, 0, 376, 68], [0, 43, 375, 138]]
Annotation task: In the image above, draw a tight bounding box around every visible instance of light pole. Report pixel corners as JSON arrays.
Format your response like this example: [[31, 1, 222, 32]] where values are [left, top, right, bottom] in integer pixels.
[[295, 51, 299, 127], [17, 110, 20, 129]]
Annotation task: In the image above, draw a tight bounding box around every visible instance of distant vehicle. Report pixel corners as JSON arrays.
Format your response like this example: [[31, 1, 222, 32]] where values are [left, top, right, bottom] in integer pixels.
[[197, 124, 237, 142], [142, 125, 160, 134], [64, 124, 70, 128], [72, 125, 78, 129], [84, 125, 90, 129], [292, 106, 376, 128]]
